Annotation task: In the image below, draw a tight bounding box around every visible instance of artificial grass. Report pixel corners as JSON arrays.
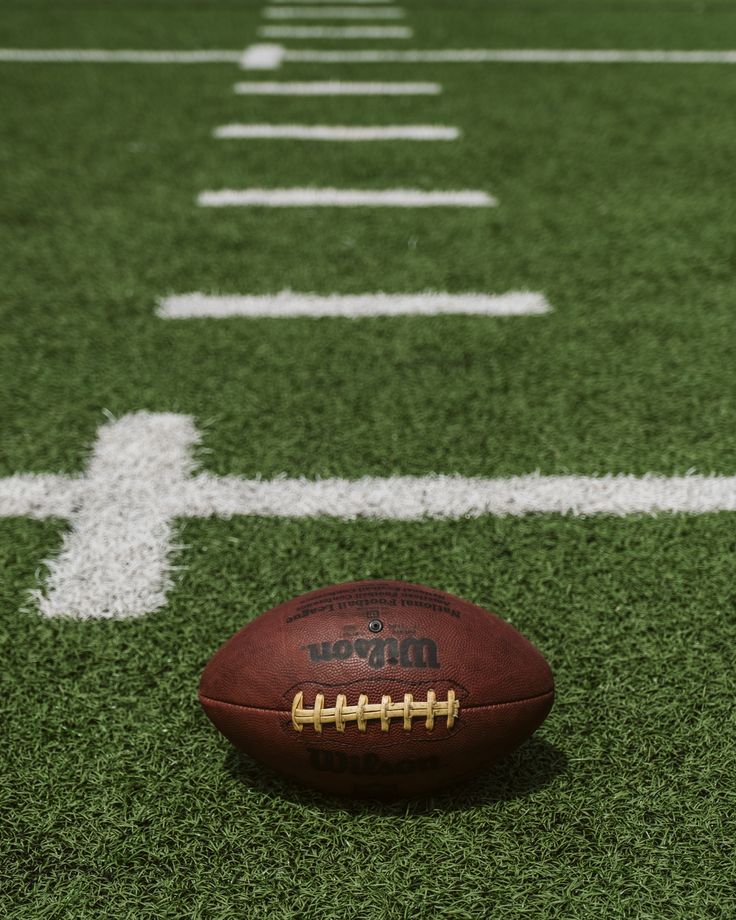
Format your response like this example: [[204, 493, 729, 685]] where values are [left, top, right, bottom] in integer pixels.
[[2, 514, 735, 918], [1, 1, 736, 917], [4, 0, 736, 50], [1, 57, 735, 477]]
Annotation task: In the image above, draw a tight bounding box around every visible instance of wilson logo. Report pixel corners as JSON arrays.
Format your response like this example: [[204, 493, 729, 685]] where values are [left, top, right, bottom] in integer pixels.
[[303, 636, 440, 669]]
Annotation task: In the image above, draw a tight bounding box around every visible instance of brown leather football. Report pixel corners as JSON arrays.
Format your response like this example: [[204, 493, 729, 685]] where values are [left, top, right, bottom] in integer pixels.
[[199, 580, 554, 800]]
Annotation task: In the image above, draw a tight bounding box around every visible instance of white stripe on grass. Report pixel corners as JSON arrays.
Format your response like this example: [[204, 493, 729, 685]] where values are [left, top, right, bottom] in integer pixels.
[[13, 413, 200, 620], [283, 47, 736, 63], [157, 291, 550, 318], [258, 25, 412, 39], [240, 44, 287, 69], [233, 80, 441, 94], [4, 47, 736, 67], [2, 412, 735, 619], [214, 123, 458, 141], [239, 44, 736, 69], [263, 7, 405, 19], [198, 188, 495, 207], [0, 48, 243, 63]]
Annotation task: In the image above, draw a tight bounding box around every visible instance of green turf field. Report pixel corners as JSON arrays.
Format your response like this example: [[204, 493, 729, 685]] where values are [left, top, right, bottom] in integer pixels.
[[1, 1, 735, 917]]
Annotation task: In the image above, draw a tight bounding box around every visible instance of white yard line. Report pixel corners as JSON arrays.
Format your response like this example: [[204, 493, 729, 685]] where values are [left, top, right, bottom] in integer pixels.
[[156, 291, 551, 319], [258, 25, 412, 39], [240, 44, 289, 69], [157, 291, 551, 318], [233, 80, 441, 94], [2, 412, 734, 619], [3, 47, 736, 67], [263, 7, 405, 19], [0, 48, 243, 63], [180, 473, 736, 519], [0, 475, 87, 519], [11, 413, 200, 620], [283, 47, 736, 63], [197, 188, 496, 207], [240, 44, 736, 69], [213, 123, 458, 141]]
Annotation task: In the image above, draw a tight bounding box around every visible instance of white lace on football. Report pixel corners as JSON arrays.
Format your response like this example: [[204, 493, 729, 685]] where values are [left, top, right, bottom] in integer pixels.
[[291, 690, 459, 732]]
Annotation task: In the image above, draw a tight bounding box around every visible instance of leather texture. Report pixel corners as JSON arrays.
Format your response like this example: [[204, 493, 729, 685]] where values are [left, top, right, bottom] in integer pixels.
[[200, 580, 554, 799]]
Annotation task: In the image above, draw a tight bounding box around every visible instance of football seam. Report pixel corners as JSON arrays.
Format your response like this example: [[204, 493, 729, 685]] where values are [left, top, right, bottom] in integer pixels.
[[198, 687, 554, 715]]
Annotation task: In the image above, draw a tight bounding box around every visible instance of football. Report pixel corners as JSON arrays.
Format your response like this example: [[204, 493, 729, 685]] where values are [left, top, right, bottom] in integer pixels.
[[199, 580, 554, 799]]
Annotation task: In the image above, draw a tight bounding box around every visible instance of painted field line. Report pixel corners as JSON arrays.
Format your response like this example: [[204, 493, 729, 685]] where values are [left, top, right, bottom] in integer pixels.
[[214, 123, 458, 141], [258, 25, 412, 39], [157, 291, 551, 318], [0, 48, 243, 63], [240, 44, 736, 69], [242, 44, 290, 69], [233, 80, 442, 94], [2, 412, 735, 619], [4, 47, 736, 67], [284, 47, 736, 63], [263, 7, 405, 19], [197, 188, 496, 208]]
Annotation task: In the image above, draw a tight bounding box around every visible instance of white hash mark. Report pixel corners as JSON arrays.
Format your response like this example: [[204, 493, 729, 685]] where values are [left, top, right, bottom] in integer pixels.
[[156, 291, 551, 319]]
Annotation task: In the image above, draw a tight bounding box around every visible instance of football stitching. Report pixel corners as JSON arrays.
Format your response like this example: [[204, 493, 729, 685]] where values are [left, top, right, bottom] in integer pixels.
[[290, 689, 458, 733]]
